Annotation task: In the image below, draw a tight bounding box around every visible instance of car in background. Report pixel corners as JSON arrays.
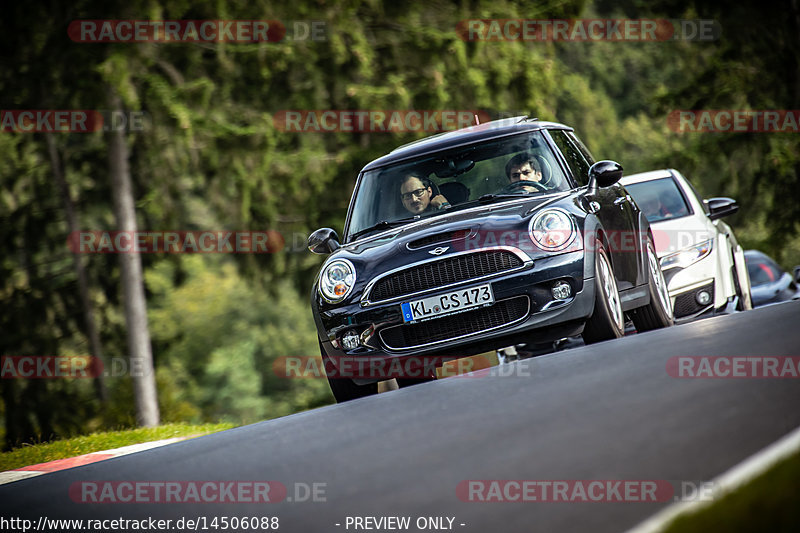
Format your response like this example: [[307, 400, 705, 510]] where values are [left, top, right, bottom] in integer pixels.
[[620, 169, 752, 322], [743, 250, 800, 306], [309, 116, 673, 402]]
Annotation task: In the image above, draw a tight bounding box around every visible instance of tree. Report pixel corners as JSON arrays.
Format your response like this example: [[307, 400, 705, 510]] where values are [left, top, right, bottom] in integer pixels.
[[107, 90, 159, 426]]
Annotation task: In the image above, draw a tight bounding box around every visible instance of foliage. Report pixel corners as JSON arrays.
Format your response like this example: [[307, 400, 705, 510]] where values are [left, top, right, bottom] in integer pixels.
[[661, 449, 800, 532], [0, 423, 233, 471]]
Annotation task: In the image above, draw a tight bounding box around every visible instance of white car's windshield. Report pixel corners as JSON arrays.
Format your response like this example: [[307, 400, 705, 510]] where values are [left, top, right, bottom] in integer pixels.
[[626, 178, 692, 223], [346, 131, 571, 241]]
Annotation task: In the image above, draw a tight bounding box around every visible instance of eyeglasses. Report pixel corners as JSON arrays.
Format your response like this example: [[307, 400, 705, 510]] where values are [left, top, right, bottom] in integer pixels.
[[510, 168, 541, 180], [401, 188, 428, 201]]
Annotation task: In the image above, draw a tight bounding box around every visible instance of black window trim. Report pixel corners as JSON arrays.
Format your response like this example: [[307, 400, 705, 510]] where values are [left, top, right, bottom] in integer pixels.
[[544, 127, 590, 189]]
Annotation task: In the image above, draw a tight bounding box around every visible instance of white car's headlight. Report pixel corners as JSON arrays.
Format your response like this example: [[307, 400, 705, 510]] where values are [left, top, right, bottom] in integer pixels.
[[529, 208, 577, 251], [660, 239, 713, 270], [319, 259, 356, 302]]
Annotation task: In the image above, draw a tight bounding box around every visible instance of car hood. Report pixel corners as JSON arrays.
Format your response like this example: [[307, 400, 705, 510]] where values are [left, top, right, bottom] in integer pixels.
[[649, 214, 715, 257]]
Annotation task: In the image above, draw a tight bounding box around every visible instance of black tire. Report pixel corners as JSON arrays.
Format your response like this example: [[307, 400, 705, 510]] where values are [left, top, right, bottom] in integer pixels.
[[630, 237, 674, 332], [582, 242, 626, 344], [320, 345, 378, 403], [396, 376, 436, 388]]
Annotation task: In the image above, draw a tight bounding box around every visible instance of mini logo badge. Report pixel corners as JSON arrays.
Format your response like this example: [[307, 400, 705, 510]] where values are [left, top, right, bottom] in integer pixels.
[[429, 246, 450, 255]]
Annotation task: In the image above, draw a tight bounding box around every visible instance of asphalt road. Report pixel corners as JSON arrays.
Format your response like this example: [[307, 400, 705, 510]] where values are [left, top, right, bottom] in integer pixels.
[[2, 301, 799, 533]]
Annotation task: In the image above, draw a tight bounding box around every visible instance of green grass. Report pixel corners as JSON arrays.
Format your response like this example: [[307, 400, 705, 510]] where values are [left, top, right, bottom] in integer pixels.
[[0, 423, 235, 472], [661, 449, 800, 533]]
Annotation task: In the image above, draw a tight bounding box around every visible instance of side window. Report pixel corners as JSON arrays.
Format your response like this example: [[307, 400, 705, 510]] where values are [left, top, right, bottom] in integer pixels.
[[567, 132, 596, 166], [549, 129, 590, 186]]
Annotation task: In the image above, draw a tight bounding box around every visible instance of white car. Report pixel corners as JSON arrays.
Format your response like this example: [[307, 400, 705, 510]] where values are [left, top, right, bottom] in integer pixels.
[[620, 169, 752, 322]]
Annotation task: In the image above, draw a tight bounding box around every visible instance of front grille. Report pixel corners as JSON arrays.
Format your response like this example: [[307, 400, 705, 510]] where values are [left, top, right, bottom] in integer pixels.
[[368, 250, 524, 302], [674, 282, 714, 318], [379, 296, 530, 350]]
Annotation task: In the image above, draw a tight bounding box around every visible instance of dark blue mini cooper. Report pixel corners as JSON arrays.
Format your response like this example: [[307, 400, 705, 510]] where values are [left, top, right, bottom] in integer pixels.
[[308, 116, 673, 402]]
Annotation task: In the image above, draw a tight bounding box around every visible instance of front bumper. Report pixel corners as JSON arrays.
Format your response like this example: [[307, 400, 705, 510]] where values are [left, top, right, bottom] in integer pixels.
[[662, 252, 724, 321], [671, 280, 715, 321], [315, 249, 596, 384]]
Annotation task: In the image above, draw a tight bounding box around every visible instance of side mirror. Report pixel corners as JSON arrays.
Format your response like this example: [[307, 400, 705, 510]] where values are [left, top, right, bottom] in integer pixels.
[[587, 160, 623, 190], [307, 228, 340, 254], [707, 197, 739, 220], [793, 266, 800, 284]]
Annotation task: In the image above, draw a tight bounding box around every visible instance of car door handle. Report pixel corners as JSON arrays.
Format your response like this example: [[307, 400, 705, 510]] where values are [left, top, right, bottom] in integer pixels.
[[614, 196, 629, 205]]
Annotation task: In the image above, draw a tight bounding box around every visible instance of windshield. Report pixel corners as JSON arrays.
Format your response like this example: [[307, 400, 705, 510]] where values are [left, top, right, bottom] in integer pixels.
[[625, 177, 692, 223], [345, 131, 571, 241]]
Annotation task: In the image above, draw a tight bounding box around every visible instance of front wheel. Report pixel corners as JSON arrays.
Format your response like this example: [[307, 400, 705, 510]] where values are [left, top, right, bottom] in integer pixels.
[[320, 346, 378, 403], [582, 242, 625, 344], [630, 237, 674, 331]]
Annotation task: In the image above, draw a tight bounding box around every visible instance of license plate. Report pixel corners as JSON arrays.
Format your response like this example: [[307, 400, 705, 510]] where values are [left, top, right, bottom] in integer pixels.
[[401, 284, 494, 323]]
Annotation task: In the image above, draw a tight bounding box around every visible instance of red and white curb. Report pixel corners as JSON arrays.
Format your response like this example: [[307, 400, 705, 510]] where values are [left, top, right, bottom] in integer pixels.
[[0, 437, 187, 486]]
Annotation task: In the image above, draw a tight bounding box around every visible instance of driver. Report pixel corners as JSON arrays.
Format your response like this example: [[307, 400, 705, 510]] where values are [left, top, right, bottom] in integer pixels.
[[638, 194, 672, 220], [400, 175, 450, 215], [504, 153, 544, 192]]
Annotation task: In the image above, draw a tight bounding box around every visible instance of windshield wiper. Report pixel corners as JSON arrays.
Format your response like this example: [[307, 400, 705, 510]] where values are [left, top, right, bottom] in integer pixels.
[[350, 218, 416, 241], [477, 193, 528, 202], [448, 193, 528, 211]]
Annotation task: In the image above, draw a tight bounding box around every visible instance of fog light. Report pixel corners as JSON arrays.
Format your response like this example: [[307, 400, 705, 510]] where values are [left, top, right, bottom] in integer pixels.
[[696, 290, 711, 306], [551, 281, 572, 300], [341, 331, 360, 350]]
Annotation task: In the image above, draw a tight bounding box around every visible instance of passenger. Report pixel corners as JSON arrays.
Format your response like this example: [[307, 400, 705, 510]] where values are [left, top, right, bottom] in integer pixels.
[[400, 175, 450, 215]]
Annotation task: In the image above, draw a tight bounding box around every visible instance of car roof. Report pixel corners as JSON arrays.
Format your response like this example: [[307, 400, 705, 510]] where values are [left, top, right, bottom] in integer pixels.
[[744, 250, 772, 261], [619, 169, 677, 185], [360, 116, 572, 172]]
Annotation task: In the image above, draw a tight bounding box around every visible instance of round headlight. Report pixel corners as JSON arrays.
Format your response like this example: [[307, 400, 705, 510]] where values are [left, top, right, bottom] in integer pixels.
[[319, 259, 356, 302], [529, 209, 577, 251]]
